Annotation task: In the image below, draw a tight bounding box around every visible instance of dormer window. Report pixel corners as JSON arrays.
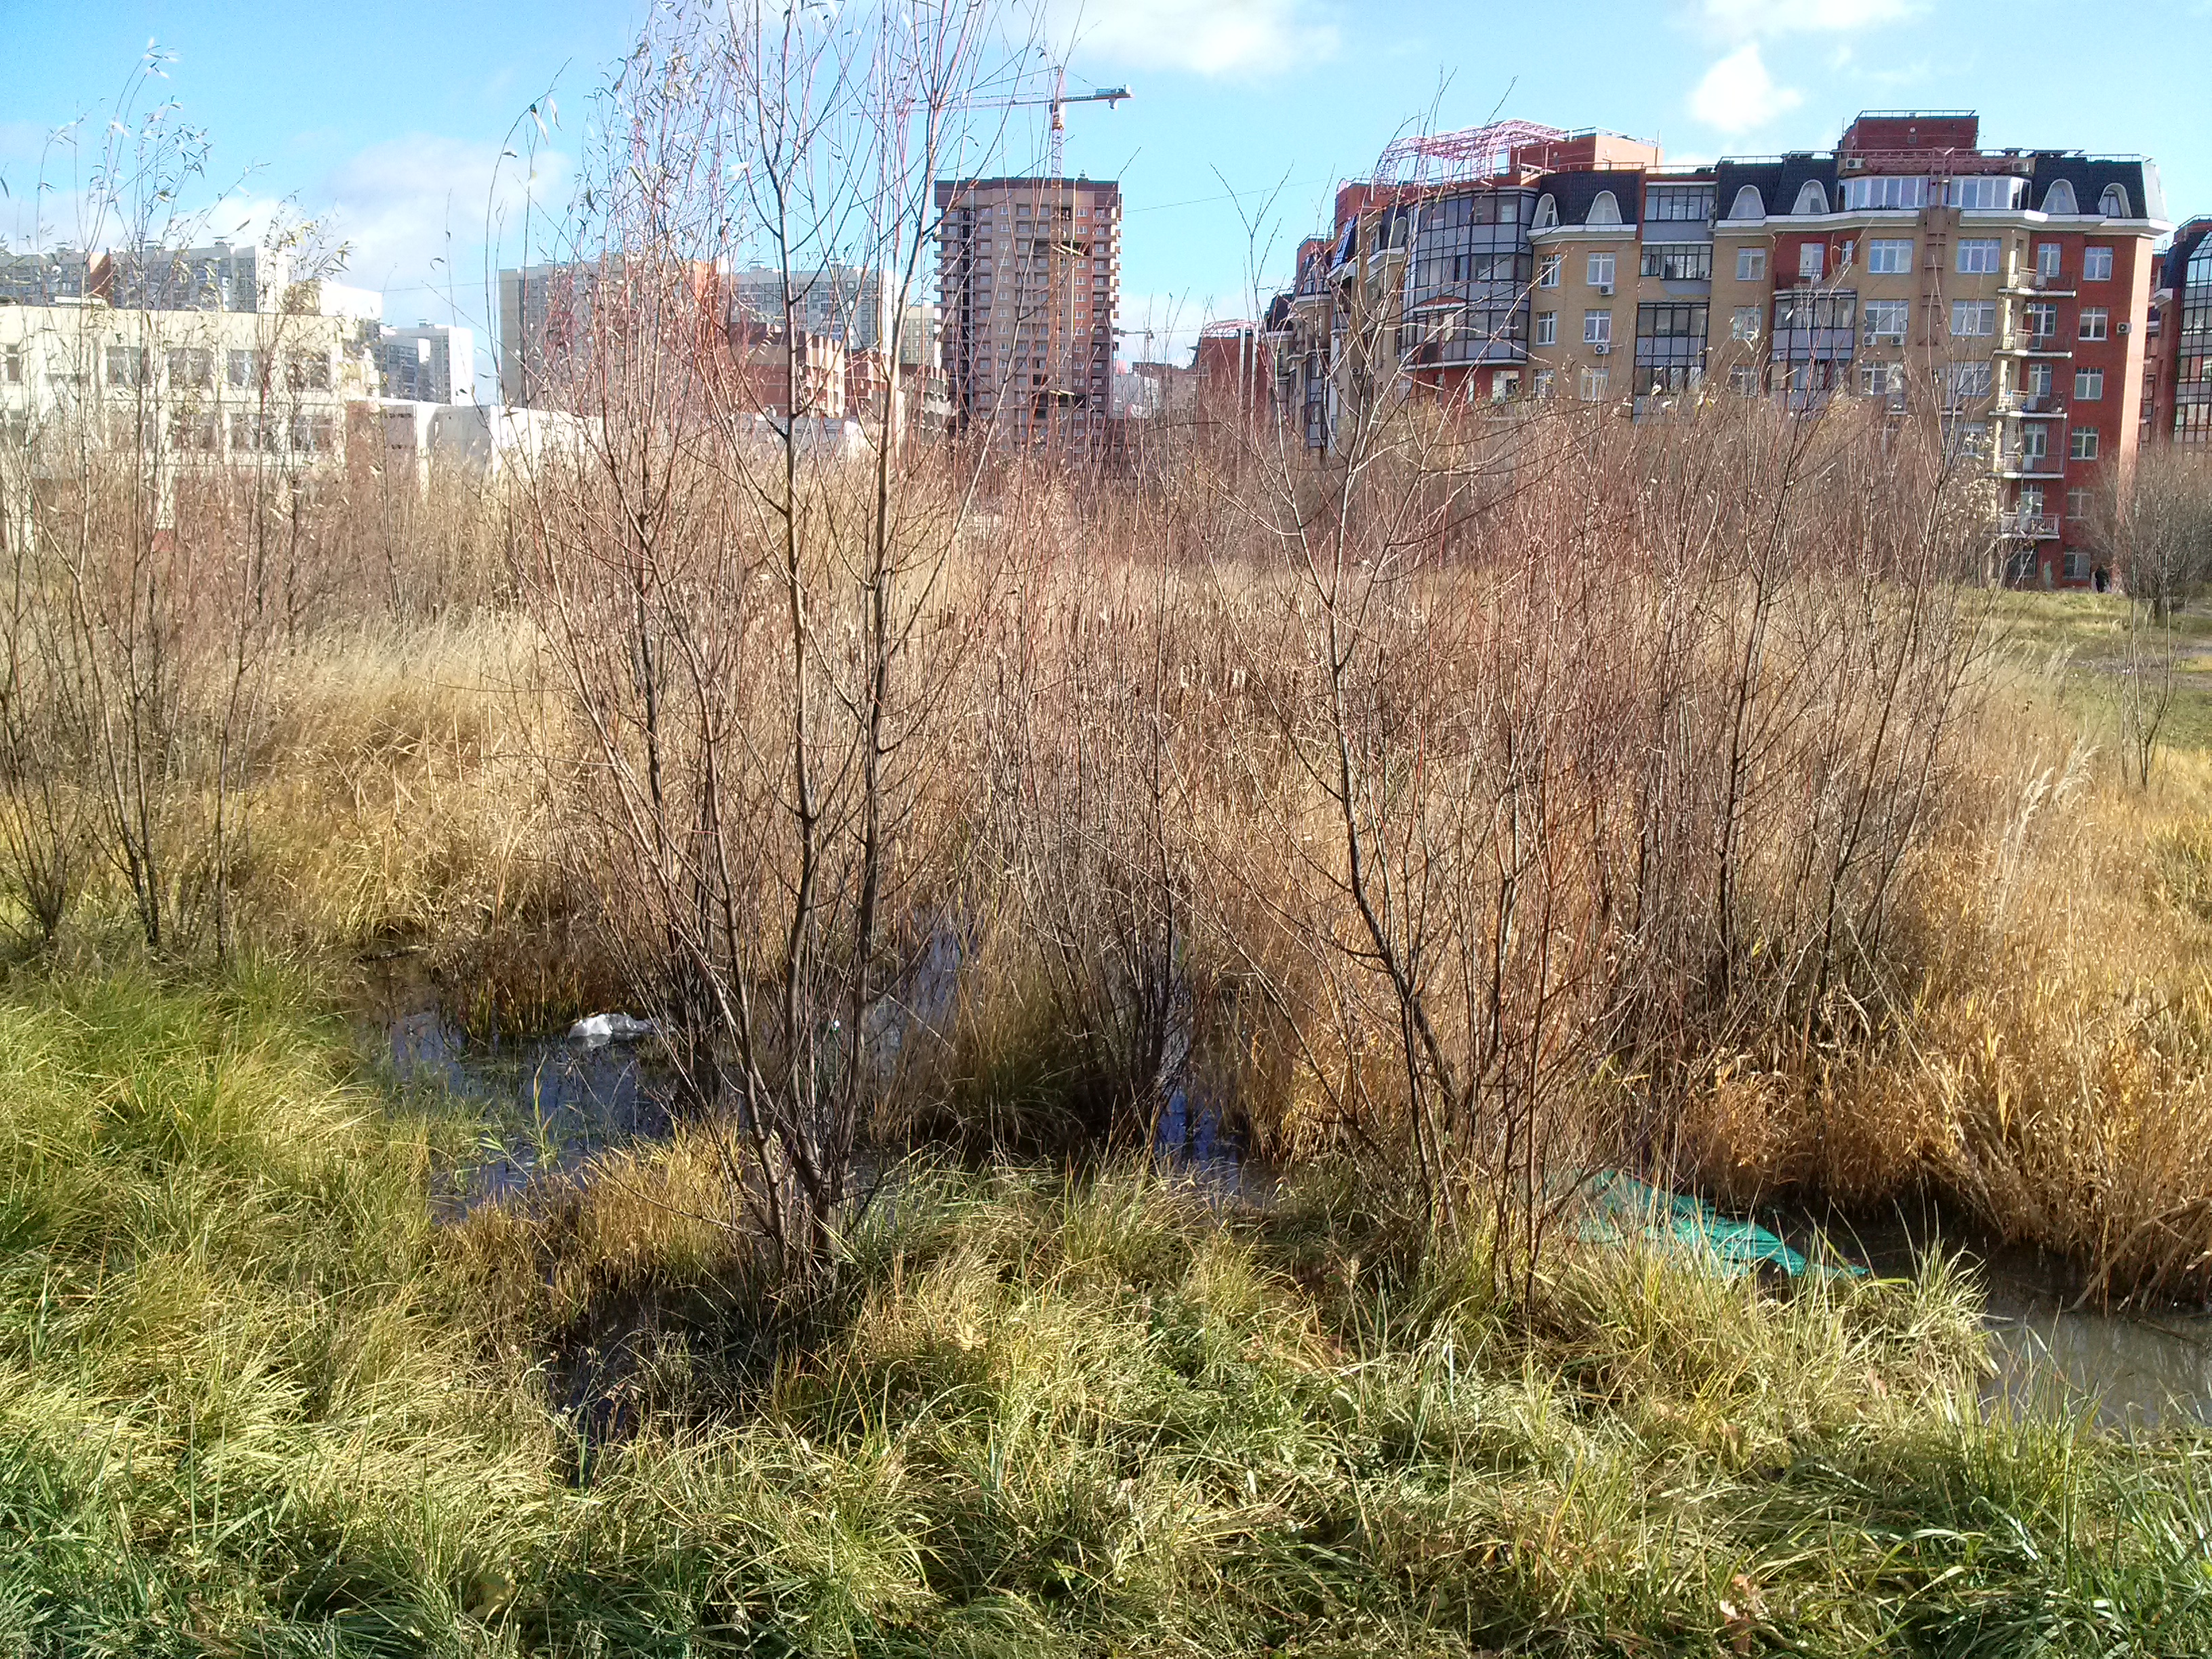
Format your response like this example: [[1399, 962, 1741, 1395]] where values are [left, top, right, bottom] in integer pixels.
[[1532, 194, 1558, 230], [2043, 178, 2079, 216], [1728, 184, 1765, 221], [1588, 190, 1622, 226], [1793, 180, 1828, 215], [2099, 184, 2130, 218]]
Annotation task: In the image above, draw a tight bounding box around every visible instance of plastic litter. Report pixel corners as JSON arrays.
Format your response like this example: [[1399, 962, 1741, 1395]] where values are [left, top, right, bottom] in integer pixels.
[[1581, 1172, 1860, 1280], [567, 1012, 661, 1048]]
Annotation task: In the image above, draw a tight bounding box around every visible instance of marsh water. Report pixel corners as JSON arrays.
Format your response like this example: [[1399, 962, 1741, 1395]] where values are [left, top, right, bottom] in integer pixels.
[[1823, 1208, 2212, 1433], [370, 985, 2212, 1434]]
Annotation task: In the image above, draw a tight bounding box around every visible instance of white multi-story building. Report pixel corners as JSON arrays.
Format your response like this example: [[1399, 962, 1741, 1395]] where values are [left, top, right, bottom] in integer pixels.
[[0, 295, 377, 466]]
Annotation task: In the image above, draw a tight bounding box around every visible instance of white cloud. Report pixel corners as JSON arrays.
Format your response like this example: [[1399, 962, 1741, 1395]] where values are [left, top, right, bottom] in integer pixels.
[[319, 134, 569, 320], [1696, 0, 1914, 35], [1689, 43, 1803, 135], [1054, 0, 1338, 78]]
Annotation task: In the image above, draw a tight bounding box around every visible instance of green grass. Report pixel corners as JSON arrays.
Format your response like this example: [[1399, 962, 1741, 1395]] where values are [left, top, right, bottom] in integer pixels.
[[2, 967, 2211, 1655], [1990, 590, 2212, 758]]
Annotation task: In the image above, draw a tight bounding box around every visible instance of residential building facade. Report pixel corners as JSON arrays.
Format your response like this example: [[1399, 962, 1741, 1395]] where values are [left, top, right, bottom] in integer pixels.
[[935, 176, 1120, 453], [1265, 111, 2171, 588]]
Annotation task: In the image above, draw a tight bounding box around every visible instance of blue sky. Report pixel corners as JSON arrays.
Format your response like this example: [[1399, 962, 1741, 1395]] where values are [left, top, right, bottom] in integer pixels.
[[4, 0, 2206, 382]]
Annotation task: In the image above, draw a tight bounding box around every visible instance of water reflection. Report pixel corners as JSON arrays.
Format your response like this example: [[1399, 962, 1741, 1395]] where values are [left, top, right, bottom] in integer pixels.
[[384, 1004, 674, 1215]]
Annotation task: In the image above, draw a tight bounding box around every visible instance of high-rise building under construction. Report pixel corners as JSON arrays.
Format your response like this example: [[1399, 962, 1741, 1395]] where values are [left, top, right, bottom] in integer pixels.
[[935, 177, 1119, 452]]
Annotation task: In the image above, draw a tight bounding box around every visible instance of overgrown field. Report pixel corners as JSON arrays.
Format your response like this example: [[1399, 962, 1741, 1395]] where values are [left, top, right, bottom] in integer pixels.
[[5, 968, 2212, 1656]]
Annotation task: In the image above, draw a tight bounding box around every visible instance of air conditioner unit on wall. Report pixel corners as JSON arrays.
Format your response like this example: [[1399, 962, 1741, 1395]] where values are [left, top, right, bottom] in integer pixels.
[[1593, 342, 1611, 354], [1597, 282, 1614, 295]]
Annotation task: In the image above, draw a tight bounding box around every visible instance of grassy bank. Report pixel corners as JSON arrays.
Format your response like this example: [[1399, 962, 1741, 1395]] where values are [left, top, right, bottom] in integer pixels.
[[3, 967, 2211, 1655]]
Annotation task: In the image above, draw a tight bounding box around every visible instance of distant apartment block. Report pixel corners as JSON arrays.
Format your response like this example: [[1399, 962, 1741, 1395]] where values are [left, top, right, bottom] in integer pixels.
[[935, 177, 1120, 453], [1267, 112, 2171, 588], [725, 264, 897, 350], [376, 323, 476, 404]]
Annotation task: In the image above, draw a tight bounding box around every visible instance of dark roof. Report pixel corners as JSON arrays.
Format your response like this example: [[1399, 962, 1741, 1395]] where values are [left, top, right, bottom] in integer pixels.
[[2026, 154, 2163, 221], [1712, 154, 1839, 220], [1534, 169, 1647, 227]]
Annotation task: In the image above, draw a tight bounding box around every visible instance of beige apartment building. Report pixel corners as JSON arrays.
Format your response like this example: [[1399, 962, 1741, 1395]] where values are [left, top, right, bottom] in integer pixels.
[[1268, 112, 2170, 587]]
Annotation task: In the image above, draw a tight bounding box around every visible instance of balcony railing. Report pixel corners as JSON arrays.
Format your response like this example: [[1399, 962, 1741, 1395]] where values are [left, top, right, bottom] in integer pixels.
[[2000, 270, 2077, 298], [1997, 510, 2060, 539], [1993, 393, 2066, 417], [1995, 331, 2072, 356]]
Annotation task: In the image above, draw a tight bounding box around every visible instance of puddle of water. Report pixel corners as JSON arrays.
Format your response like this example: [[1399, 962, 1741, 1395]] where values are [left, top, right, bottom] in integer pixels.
[[1984, 1306, 2212, 1433], [381, 1002, 675, 1215], [1794, 1202, 2212, 1433]]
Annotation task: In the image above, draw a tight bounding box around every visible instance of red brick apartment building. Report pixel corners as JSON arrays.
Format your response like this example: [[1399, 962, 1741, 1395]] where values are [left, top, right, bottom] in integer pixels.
[[1265, 112, 2173, 588]]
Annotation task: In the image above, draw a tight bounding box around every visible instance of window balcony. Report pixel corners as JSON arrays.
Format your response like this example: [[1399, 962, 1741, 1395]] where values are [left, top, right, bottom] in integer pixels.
[[1994, 332, 2073, 358], [1999, 270, 2076, 298], [1997, 510, 2060, 539], [1993, 393, 2067, 417], [1992, 455, 2066, 479]]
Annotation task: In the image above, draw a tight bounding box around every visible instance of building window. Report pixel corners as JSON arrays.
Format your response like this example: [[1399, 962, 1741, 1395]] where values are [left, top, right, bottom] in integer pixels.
[[1948, 177, 2024, 211], [1945, 361, 1993, 401], [1588, 191, 1622, 227], [1798, 243, 1825, 280], [1864, 300, 1909, 344], [2100, 184, 2130, 218], [2070, 426, 2099, 461], [2036, 243, 2061, 279], [1584, 310, 1612, 344], [1491, 369, 1520, 400], [1844, 176, 1927, 211], [1950, 300, 1995, 337], [1957, 239, 2001, 274], [1587, 253, 1616, 289], [165, 347, 212, 388], [1793, 180, 1828, 215], [2, 347, 20, 384], [1646, 184, 1715, 221], [2025, 302, 2057, 339], [2079, 307, 2108, 341], [1538, 254, 1561, 288], [1736, 247, 1766, 282], [2067, 488, 2091, 519], [1534, 310, 1557, 346], [1859, 361, 1902, 395], [1533, 367, 1556, 397], [2074, 367, 2104, 401], [2018, 424, 2049, 462], [2024, 361, 2053, 398], [1640, 244, 1711, 281], [2043, 179, 2080, 216], [1866, 239, 1913, 274], [1731, 306, 1761, 342], [2083, 245, 2114, 282], [104, 345, 147, 388], [1729, 364, 1759, 393], [1727, 185, 1765, 221], [227, 349, 262, 390], [1579, 365, 1610, 400]]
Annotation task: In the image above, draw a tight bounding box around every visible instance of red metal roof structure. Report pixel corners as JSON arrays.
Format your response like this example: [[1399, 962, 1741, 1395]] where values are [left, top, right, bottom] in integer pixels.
[[1372, 120, 1570, 188]]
